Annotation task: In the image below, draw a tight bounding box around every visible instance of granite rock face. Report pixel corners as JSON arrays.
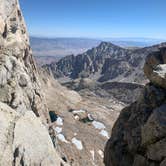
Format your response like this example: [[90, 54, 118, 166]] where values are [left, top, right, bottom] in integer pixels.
[[144, 48, 166, 89], [104, 48, 166, 166], [0, 0, 62, 165], [0, 102, 61, 165]]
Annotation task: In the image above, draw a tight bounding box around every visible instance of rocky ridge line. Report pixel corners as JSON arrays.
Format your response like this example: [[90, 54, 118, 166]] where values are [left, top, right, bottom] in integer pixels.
[[44, 42, 166, 84]]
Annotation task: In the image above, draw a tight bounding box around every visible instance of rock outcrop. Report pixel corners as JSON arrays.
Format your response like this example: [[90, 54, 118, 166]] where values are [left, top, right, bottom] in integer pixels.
[[63, 78, 144, 105], [104, 48, 166, 166], [0, 0, 62, 165], [44, 42, 166, 84], [144, 48, 166, 89]]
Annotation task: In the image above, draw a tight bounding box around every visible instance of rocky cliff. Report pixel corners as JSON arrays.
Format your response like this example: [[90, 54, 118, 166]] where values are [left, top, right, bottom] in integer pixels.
[[0, 0, 62, 165], [44, 42, 166, 84], [104, 48, 166, 166]]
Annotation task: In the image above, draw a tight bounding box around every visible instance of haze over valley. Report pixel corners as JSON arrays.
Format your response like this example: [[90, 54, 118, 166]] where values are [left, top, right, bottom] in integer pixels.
[[31, 36, 166, 66]]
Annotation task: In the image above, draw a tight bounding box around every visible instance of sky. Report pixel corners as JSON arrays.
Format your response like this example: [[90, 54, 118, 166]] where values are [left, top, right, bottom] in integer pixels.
[[20, 0, 166, 39]]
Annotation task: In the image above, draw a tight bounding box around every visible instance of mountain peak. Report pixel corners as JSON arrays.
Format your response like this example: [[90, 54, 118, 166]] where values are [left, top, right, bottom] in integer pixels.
[[99, 41, 123, 49]]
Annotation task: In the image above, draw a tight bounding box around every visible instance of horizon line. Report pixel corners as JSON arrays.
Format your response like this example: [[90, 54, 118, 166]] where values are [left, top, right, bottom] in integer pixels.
[[29, 35, 166, 41]]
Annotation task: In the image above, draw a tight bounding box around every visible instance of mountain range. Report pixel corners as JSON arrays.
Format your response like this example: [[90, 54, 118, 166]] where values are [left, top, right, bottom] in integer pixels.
[[44, 41, 166, 84], [31, 37, 165, 66]]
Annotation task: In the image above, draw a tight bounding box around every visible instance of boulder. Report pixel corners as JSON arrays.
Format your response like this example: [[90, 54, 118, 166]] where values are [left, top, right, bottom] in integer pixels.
[[142, 104, 166, 146], [144, 47, 166, 89], [0, 102, 61, 165], [104, 48, 166, 166]]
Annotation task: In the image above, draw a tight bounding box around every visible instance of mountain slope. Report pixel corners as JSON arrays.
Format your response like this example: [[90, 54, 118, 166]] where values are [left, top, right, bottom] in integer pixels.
[[40, 70, 126, 166], [44, 42, 166, 84]]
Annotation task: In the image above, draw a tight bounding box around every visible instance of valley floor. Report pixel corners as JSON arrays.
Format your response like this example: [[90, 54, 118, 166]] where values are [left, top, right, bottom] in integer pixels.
[[42, 77, 125, 165]]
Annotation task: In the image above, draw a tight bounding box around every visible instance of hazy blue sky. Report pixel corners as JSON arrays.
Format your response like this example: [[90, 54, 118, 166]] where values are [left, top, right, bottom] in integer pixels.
[[20, 0, 166, 39]]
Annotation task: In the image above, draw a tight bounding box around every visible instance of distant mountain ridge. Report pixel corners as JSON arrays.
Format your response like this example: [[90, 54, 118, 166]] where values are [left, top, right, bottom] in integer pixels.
[[31, 37, 166, 66], [44, 41, 166, 84]]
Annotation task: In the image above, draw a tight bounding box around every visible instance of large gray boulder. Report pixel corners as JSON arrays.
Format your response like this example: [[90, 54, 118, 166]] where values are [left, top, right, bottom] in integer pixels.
[[104, 48, 166, 166], [0, 102, 61, 165], [144, 48, 166, 89]]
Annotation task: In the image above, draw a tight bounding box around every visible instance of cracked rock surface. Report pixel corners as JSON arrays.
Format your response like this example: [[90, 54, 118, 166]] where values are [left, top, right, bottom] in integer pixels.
[[0, 102, 61, 165], [0, 0, 63, 165], [104, 48, 166, 166]]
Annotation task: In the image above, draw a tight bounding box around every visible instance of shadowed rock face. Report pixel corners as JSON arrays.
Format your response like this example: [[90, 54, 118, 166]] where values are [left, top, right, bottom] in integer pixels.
[[0, 0, 63, 165], [104, 48, 166, 166]]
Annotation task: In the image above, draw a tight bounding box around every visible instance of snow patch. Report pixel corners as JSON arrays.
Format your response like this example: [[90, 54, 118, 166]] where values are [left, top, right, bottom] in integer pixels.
[[90, 150, 95, 160], [92, 120, 109, 139], [56, 117, 63, 126], [92, 121, 106, 130], [72, 109, 86, 114], [72, 137, 83, 150], [54, 127, 62, 134], [57, 134, 68, 143], [98, 150, 104, 158], [100, 130, 109, 138]]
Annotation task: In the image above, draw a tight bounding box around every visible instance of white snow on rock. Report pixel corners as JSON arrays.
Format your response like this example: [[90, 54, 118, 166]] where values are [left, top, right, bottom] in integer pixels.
[[56, 117, 63, 126], [98, 150, 104, 158], [54, 127, 62, 134], [72, 109, 86, 114], [72, 137, 83, 150], [92, 120, 109, 138], [57, 134, 68, 143], [90, 150, 95, 161], [99, 130, 109, 138], [92, 121, 106, 130]]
